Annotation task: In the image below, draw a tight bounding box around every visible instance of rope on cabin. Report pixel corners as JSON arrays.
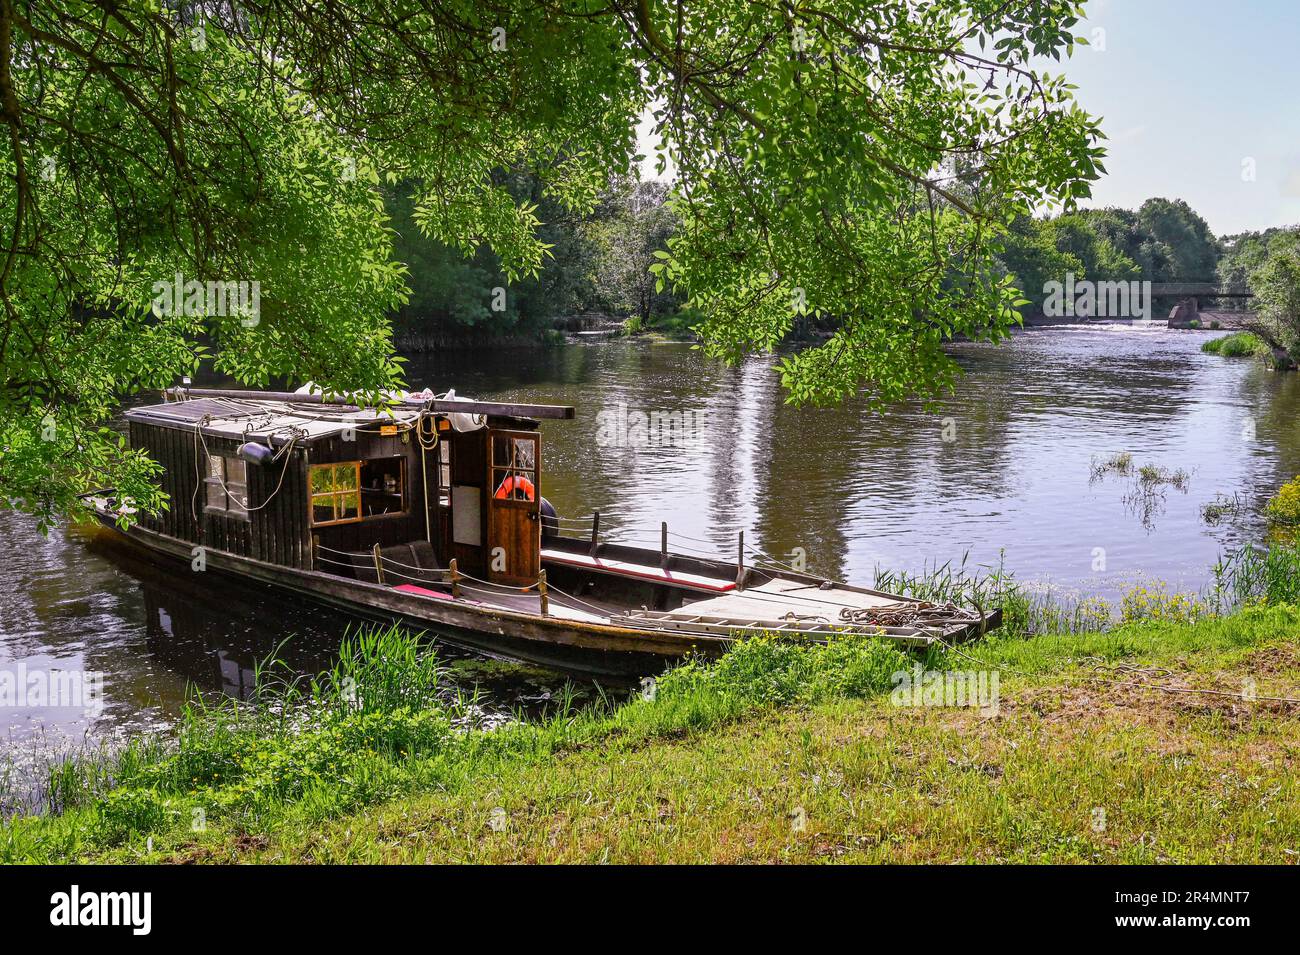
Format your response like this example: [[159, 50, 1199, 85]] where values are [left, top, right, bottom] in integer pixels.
[[931, 632, 1300, 707], [193, 415, 302, 513], [415, 411, 440, 451]]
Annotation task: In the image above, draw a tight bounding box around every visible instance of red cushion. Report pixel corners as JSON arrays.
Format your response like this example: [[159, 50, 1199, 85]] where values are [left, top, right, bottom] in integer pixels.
[[393, 583, 453, 600]]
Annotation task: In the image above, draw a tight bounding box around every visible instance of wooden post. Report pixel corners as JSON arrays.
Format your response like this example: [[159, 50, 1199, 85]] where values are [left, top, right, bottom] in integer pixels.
[[538, 569, 549, 616], [372, 543, 385, 584], [736, 530, 745, 592], [449, 558, 461, 599], [589, 510, 601, 557], [310, 535, 319, 572], [661, 521, 669, 570]]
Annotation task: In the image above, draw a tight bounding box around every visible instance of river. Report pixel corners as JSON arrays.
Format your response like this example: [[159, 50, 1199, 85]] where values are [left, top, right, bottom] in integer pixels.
[[3, 323, 1297, 802]]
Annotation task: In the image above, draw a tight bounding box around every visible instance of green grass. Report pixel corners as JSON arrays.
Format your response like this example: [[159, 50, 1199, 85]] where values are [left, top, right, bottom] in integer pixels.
[[99, 608, 1300, 862], [5, 548, 1300, 864], [1201, 331, 1268, 357]]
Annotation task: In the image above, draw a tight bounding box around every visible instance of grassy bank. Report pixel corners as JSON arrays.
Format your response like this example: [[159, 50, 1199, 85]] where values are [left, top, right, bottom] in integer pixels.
[[5, 548, 1300, 863], [233, 608, 1300, 864]]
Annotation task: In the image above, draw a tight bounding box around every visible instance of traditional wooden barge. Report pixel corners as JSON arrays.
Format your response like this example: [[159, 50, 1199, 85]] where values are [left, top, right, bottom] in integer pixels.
[[84, 386, 998, 676]]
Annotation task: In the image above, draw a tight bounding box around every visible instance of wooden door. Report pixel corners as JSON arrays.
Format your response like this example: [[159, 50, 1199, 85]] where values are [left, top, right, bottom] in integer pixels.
[[487, 430, 541, 585]]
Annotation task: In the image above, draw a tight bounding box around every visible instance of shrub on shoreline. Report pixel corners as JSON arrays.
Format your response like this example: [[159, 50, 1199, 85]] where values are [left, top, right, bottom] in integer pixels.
[[1201, 331, 1267, 358], [1265, 476, 1300, 525]]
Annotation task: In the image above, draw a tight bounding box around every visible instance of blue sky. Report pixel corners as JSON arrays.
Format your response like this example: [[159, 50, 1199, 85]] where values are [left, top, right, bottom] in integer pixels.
[[637, 0, 1300, 237], [1050, 0, 1300, 235]]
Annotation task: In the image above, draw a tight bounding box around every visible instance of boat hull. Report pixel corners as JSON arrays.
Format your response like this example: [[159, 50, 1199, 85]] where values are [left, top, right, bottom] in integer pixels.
[[89, 514, 727, 678], [87, 509, 1000, 679]]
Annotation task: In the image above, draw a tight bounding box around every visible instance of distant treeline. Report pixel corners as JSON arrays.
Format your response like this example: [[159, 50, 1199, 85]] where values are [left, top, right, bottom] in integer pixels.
[[388, 172, 686, 348], [998, 197, 1299, 318], [389, 180, 1300, 351], [998, 198, 1218, 309], [997, 197, 1300, 363]]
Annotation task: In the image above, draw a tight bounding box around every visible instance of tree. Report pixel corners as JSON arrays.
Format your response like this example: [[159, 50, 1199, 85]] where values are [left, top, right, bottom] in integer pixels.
[[994, 209, 1139, 316], [1, 0, 1101, 525], [1218, 227, 1300, 302], [586, 176, 680, 324], [996, 214, 1084, 311], [1135, 198, 1220, 282], [389, 172, 602, 346], [1243, 241, 1300, 368]]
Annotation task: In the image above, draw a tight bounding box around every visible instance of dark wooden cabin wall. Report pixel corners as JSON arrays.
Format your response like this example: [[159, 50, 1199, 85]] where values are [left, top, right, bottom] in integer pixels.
[[130, 422, 311, 569], [130, 418, 481, 573]]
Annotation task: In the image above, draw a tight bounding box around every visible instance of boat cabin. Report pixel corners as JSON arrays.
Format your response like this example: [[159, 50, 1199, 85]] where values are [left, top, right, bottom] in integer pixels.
[[124, 388, 569, 587], [92, 385, 997, 676]]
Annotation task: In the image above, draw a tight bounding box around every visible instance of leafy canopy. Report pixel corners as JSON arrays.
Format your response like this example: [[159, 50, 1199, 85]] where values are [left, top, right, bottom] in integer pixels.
[[0, 0, 1101, 525]]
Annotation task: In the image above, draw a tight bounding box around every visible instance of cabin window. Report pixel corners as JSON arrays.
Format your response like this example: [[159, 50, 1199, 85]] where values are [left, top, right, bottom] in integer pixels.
[[360, 457, 405, 517], [309, 462, 361, 526], [205, 455, 249, 519], [491, 434, 537, 502]]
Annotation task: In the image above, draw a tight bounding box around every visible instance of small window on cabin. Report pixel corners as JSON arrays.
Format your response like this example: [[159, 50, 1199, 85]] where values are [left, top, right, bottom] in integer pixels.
[[360, 457, 405, 517], [204, 455, 249, 519], [309, 462, 361, 526], [491, 435, 537, 502]]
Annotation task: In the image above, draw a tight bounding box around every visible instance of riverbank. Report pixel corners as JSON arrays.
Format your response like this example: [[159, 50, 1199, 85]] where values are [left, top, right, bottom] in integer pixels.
[[214, 607, 1300, 864], [5, 593, 1299, 864]]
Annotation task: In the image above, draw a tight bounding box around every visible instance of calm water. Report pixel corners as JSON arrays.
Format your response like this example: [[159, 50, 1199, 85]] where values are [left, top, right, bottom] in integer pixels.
[[3, 324, 1298, 789], [409, 324, 1298, 594]]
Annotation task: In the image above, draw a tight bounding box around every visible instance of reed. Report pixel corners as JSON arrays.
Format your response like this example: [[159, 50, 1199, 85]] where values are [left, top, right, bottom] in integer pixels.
[[872, 553, 1111, 638], [1210, 541, 1300, 608]]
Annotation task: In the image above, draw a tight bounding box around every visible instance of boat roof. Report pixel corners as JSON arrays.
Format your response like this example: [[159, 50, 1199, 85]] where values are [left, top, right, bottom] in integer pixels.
[[125, 396, 424, 444]]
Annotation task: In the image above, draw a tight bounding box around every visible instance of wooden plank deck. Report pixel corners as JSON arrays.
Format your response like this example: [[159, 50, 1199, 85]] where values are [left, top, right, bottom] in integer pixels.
[[677, 577, 903, 622], [540, 548, 737, 593]]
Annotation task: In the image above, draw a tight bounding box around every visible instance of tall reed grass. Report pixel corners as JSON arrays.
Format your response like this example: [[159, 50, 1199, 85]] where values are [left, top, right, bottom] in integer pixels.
[[873, 553, 1112, 638], [1210, 542, 1300, 608]]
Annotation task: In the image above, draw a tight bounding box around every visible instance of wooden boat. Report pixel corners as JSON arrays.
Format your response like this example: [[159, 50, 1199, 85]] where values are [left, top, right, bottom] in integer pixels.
[[83, 386, 1000, 677]]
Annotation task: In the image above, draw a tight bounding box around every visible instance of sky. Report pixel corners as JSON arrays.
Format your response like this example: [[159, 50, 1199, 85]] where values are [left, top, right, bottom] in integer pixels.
[[636, 0, 1300, 237], [1048, 0, 1300, 236]]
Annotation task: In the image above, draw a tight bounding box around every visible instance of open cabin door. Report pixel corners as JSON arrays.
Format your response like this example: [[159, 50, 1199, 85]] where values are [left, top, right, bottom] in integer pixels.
[[487, 429, 541, 585]]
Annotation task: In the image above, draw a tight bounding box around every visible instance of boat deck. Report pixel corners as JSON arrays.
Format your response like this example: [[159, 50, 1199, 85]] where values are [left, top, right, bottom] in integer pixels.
[[621, 577, 948, 645], [341, 541, 978, 646], [680, 576, 900, 620], [540, 547, 737, 592]]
